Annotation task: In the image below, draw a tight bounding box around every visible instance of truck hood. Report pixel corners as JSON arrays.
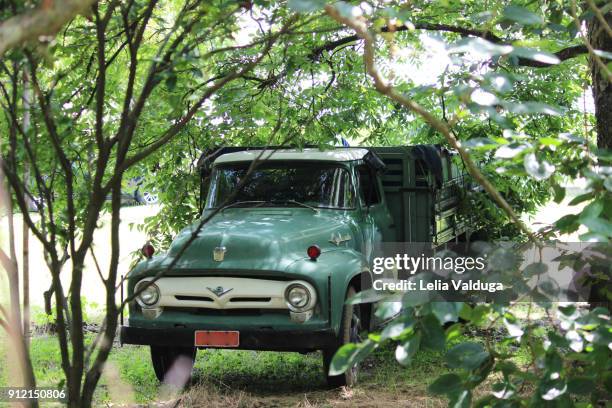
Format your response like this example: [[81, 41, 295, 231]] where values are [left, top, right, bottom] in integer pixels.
[[143, 208, 356, 274]]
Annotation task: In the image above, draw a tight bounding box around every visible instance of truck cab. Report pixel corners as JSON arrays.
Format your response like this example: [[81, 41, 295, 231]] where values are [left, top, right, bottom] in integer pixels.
[[120, 146, 468, 387]]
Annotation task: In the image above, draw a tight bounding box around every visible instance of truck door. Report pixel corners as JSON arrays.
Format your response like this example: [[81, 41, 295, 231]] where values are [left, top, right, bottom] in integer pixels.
[[357, 164, 395, 250], [357, 164, 399, 330]]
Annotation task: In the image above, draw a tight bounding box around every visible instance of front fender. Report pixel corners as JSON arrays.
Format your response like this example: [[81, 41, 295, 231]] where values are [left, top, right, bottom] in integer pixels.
[[285, 248, 369, 335]]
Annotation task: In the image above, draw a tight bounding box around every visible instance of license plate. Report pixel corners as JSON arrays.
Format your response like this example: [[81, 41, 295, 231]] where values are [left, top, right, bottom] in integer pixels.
[[194, 330, 239, 347]]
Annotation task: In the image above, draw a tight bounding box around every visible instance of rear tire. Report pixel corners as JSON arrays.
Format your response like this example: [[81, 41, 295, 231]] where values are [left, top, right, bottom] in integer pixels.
[[150, 346, 196, 385], [322, 286, 362, 387]]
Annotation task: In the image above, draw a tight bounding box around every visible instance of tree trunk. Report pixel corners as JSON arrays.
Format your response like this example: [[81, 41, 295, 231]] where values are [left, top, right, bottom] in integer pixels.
[[588, 10, 612, 149], [587, 9, 611, 311], [0, 165, 38, 408], [22, 72, 31, 346]]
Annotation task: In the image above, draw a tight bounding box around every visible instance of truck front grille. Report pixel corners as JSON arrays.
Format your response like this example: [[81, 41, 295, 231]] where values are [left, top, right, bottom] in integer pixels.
[[229, 297, 271, 303], [166, 307, 287, 317], [175, 295, 214, 302]]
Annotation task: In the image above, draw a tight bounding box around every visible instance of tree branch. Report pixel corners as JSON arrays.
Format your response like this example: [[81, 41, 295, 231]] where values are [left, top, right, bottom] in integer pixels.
[[111, 15, 298, 180], [325, 5, 541, 244], [311, 22, 588, 68], [0, 0, 98, 56]]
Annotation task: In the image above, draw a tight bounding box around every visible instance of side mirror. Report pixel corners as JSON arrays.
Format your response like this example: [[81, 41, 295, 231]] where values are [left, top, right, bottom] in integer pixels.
[[199, 174, 211, 213], [364, 151, 386, 173]]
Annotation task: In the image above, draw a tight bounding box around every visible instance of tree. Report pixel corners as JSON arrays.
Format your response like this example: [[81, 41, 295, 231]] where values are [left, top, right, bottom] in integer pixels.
[[1, 0, 610, 406], [289, 0, 611, 405], [0, 1, 306, 406], [0, 0, 98, 57], [143, 0, 609, 243], [587, 3, 612, 149]]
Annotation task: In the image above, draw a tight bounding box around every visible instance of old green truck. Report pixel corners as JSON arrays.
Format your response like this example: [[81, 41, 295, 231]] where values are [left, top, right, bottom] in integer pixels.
[[120, 145, 470, 386]]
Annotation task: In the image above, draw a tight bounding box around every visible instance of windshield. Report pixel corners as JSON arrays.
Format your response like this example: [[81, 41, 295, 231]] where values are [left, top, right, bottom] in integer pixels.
[[206, 161, 355, 209]]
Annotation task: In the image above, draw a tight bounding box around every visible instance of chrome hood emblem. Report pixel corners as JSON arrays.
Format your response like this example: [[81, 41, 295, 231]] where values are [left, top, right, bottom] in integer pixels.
[[213, 246, 227, 262], [329, 231, 351, 246], [207, 286, 233, 297]]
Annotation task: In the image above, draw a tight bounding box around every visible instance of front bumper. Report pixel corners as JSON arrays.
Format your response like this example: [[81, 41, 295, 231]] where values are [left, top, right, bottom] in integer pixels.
[[120, 325, 337, 351]]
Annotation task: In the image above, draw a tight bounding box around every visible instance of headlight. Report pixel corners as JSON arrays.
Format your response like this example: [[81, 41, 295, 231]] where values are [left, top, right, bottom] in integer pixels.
[[135, 280, 160, 307], [285, 284, 312, 312]]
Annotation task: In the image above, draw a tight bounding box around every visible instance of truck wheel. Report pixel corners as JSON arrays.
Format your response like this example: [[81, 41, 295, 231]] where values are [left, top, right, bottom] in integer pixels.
[[150, 346, 196, 385], [323, 286, 361, 387]]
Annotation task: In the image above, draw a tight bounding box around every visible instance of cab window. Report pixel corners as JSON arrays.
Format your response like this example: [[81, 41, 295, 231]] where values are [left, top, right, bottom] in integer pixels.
[[207, 162, 355, 209], [357, 165, 381, 206]]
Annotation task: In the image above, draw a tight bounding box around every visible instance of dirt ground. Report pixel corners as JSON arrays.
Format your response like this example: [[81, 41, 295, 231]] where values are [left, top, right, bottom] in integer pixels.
[[171, 384, 448, 408]]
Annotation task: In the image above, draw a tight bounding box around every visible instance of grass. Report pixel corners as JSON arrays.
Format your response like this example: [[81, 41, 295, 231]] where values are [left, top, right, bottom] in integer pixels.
[[0, 306, 547, 406], [0, 330, 468, 407], [0, 332, 451, 407]]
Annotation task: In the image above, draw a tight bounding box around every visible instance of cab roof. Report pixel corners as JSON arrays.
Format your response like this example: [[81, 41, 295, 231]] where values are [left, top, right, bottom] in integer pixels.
[[214, 148, 370, 164]]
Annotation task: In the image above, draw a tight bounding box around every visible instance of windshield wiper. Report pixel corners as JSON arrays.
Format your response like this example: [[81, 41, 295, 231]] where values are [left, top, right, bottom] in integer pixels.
[[220, 199, 319, 213], [267, 200, 319, 213], [220, 200, 267, 212]]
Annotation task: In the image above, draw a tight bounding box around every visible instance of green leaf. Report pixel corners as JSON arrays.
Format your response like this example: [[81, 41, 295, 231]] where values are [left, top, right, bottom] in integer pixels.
[[329, 340, 377, 375], [469, 305, 491, 326], [604, 176, 612, 192], [445, 322, 463, 342], [380, 316, 414, 341], [511, 47, 560, 65], [446, 342, 490, 370], [402, 286, 431, 307], [605, 372, 612, 393], [524, 262, 548, 277], [504, 318, 525, 339], [448, 38, 512, 57], [506, 101, 562, 115], [450, 390, 472, 408], [524, 153, 555, 180], [375, 301, 402, 320], [496, 361, 519, 377], [539, 136, 563, 147], [503, 5, 543, 25], [567, 377, 595, 395], [431, 302, 461, 323], [287, 0, 326, 12], [458, 304, 472, 321], [538, 279, 561, 298], [579, 200, 604, 222], [463, 138, 497, 151], [471, 90, 500, 106], [495, 144, 529, 159], [347, 289, 388, 305], [552, 184, 566, 204], [395, 332, 421, 366], [540, 379, 568, 400], [420, 314, 446, 350], [165, 72, 177, 90], [581, 217, 612, 236], [329, 343, 358, 375], [380, 320, 412, 340], [484, 73, 514, 93], [428, 373, 463, 395], [570, 193, 595, 207], [559, 132, 586, 143], [558, 305, 576, 316]]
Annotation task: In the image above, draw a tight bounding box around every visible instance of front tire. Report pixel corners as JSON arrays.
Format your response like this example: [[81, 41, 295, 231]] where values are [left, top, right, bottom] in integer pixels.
[[150, 346, 196, 386], [323, 286, 362, 387]]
